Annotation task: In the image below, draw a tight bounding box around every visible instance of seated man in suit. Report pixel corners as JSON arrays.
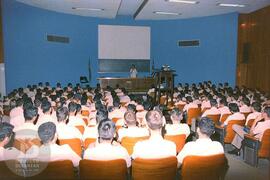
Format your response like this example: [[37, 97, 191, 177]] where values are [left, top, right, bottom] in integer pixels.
[[132, 110, 176, 159], [177, 117, 224, 167], [26, 122, 81, 167], [0, 122, 25, 161], [228, 106, 270, 155], [84, 119, 131, 168]]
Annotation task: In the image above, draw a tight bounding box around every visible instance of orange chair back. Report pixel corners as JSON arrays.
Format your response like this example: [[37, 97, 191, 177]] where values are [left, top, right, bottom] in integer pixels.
[[164, 134, 186, 153], [176, 104, 185, 111], [0, 160, 25, 179], [121, 136, 149, 155], [132, 157, 177, 180], [112, 117, 121, 124], [220, 113, 231, 123], [81, 110, 90, 117], [201, 108, 210, 114], [207, 114, 221, 125], [224, 120, 246, 144], [83, 118, 88, 126], [29, 160, 75, 180], [242, 112, 250, 119], [84, 138, 97, 149], [181, 154, 228, 180], [75, 125, 85, 134], [79, 159, 127, 180], [258, 129, 270, 158], [13, 138, 41, 153], [246, 119, 255, 128], [160, 96, 167, 105], [58, 138, 82, 157], [187, 108, 201, 125]]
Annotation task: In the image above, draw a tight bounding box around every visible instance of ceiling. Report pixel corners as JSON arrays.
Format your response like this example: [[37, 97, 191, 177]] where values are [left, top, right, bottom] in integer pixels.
[[16, 0, 270, 20]]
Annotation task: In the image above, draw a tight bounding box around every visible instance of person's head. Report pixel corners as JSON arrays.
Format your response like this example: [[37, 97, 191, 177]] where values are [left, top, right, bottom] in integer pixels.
[[98, 119, 115, 143], [41, 100, 51, 114], [16, 98, 24, 107], [251, 102, 261, 112], [38, 122, 57, 144], [210, 99, 218, 107], [0, 122, 14, 148], [68, 102, 77, 114], [24, 105, 38, 122], [170, 108, 183, 123], [96, 109, 108, 124], [113, 100, 120, 108], [219, 98, 227, 107], [127, 104, 136, 112], [229, 103, 240, 113], [262, 107, 270, 120], [197, 117, 215, 138], [242, 97, 250, 106], [124, 111, 137, 126], [56, 107, 69, 123], [145, 110, 163, 131], [131, 64, 136, 69], [186, 96, 193, 103]]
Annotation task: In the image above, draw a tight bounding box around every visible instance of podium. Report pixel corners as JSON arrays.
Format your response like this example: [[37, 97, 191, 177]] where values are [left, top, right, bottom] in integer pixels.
[[153, 70, 176, 105]]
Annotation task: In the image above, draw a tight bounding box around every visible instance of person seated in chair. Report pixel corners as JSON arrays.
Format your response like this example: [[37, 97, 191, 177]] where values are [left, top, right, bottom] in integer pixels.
[[201, 99, 220, 117], [177, 117, 224, 167], [245, 102, 262, 127], [221, 103, 245, 127], [239, 97, 252, 114], [132, 110, 176, 159], [118, 111, 149, 142], [26, 122, 81, 167], [0, 122, 25, 161], [84, 119, 131, 168], [228, 106, 270, 156], [36, 100, 57, 127], [165, 108, 190, 138], [67, 102, 86, 127], [183, 96, 198, 113]]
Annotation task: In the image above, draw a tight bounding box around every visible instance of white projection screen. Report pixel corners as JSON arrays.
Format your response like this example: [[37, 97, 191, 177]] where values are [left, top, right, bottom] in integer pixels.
[[98, 25, 150, 60]]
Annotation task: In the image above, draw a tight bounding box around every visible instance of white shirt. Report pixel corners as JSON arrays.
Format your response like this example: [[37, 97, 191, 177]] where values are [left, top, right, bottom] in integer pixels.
[[223, 112, 245, 125], [14, 122, 38, 139], [109, 108, 126, 120], [130, 68, 137, 78], [26, 144, 81, 167], [119, 95, 131, 103], [246, 112, 261, 126], [83, 126, 98, 140], [57, 123, 82, 139], [240, 105, 252, 113], [10, 115, 25, 128], [67, 116, 86, 127], [201, 100, 211, 110], [132, 135, 176, 159], [84, 143, 131, 167], [9, 107, 23, 119], [253, 120, 270, 141], [202, 107, 220, 117], [0, 147, 25, 161], [36, 114, 58, 127], [218, 106, 231, 115], [165, 124, 190, 137], [177, 138, 224, 164], [118, 127, 149, 141], [183, 103, 198, 112]]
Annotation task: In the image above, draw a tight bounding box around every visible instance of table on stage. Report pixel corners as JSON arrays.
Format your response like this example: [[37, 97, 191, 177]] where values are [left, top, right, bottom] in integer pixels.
[[98, 77, 155, 92]]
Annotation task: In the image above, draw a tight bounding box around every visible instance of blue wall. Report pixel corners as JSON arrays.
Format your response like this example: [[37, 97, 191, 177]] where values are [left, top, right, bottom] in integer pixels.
[[2, 0, 238, 92]]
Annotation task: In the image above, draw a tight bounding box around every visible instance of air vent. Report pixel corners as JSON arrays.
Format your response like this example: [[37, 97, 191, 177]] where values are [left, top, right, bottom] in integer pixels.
[[47, 34, 69, 44], [178, 40, 200, 47]]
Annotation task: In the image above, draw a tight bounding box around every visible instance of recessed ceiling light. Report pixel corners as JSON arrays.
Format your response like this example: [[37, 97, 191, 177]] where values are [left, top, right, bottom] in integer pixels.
[[166, 0, 199, 4], [217, 3, 246, 8], [72, 7, 105, 11], [153, 11, 181, 15]]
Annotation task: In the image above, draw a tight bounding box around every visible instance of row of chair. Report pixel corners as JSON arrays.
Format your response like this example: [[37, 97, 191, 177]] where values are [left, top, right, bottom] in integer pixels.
[[0, 154, 228, 180]]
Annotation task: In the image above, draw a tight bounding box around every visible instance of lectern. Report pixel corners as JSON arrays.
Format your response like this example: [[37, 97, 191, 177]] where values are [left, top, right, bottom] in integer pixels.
[[153, 70, 175, 106]]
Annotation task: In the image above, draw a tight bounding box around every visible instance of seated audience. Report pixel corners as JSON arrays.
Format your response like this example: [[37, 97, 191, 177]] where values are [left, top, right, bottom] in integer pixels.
[[221, 103, 245, 127], [245, 102, 262, 126], [67, 102, 86, 127], [202, 99, 220, 117], [36, 100, 57, 127], [177, 117, 224, 166], [84, 120, 131, 167]]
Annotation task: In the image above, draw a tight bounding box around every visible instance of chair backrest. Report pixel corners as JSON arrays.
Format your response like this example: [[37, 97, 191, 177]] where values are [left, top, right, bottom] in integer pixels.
[[13, 138, 41, 153], [112, 117, 121, 124], [181, 154, 228, 180], [187, 108, 201, 125], [207, 114, 221, 125], [246, 119, 255, 128], [176, 104, 185, 111], [258, 129, 270, 158], [84, 138, 97, 149], [242, 112, 250, 119], [220, 113, 231, 123], [201, 108, 210, 114], [0, 160, 25, 179], [121, 136, 149, 155], [29, 160, 75, 180], [164, 134, 186, 153], [82, 118, 88, 126], [75, 125, 85, 134], [224, 120, 246, 144], [79, 159, 127, 180], [132, 156, 177, 180], [81, 110, 90, 117], [58, 138, 82, 157]]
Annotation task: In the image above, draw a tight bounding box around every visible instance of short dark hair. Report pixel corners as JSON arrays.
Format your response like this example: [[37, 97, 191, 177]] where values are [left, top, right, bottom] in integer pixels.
[[23, 105, 38, 121], [229, 103, 239, 113], [263, 107, 270, 118], [56, 107, 69, 122], [127, 104, 136, 112], [0, 122, 14, 142], [186, 96, 193, 103], [98, 119, 115, 140], [210, 99, 217, 107], [38, 122, 56, 144], [170, 108, 182, 117], [41, 101, 51, 113], [242, 98, 250, 106], [251, 102, 261, 112], [198, 117, 215, 136], [124, 111, 137, 126], [68, 102, 77, 113], [96, 109, 108, 124], [145, 110, 163, 130]]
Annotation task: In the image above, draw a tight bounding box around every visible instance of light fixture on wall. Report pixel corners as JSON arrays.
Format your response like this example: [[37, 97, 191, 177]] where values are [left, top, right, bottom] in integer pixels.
[[72, 7, 105, 11], [153, 11, 181, 15], [217, 3, 246, 8], [166, 0, 199, 4]]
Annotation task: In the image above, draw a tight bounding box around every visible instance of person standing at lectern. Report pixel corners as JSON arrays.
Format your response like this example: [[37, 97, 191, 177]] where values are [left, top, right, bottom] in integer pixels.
[[130, 64, 137, 78]]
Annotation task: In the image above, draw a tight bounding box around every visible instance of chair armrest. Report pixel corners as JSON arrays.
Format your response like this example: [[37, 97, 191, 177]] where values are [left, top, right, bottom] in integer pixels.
[[243, 134, 260, 149], [215, 125, 224, 130], [244, 134, 259, 142]]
